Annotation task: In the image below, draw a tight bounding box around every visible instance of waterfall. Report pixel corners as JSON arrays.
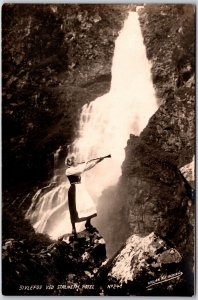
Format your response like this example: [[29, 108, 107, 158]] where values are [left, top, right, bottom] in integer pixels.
[[26, 11, 158, 239]]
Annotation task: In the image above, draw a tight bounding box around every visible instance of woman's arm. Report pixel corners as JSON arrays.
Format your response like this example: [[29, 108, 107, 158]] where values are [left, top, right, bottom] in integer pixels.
[[84, 158, 103, 172], [65, 163, 86, 176], [66, 155, 111, 174]]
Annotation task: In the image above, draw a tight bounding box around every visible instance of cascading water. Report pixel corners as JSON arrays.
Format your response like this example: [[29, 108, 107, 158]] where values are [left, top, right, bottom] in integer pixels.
[[26, 11, 159, 239]]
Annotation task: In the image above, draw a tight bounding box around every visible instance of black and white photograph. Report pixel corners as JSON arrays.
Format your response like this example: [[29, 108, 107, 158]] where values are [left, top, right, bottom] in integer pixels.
[[2, 3, 195, 296]]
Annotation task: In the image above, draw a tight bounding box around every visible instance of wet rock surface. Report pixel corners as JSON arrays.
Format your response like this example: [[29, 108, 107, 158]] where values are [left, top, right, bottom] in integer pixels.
[[2, 228, 107, 295], [139, 5, 195, 102], [97, 232, 193, 296], [2, 4, 130, 189]]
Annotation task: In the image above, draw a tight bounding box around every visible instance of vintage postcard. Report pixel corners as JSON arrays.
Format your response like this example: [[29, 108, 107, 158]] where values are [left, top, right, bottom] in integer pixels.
[[2, 3, 195, 296]]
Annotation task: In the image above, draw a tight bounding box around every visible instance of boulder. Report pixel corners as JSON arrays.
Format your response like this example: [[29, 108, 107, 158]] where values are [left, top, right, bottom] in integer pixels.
[[2, 228, 107, 296], [97, 232, 193, 296]]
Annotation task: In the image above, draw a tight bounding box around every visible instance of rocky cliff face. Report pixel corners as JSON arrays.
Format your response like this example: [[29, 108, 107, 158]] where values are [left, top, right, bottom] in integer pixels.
[[2, 4, 130, 188], [123, 3, 195, 252], [96, 4, 195, 276], [138, 4, 195, 166]]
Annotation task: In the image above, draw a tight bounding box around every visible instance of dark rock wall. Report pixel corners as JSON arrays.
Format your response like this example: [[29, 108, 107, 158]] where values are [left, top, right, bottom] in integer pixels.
[[139, 4, 195, 166], [139, 4, 195, 102], [123, 4, 195, 260], [122, 136, 194, 251], [2, 4, 129, 189]]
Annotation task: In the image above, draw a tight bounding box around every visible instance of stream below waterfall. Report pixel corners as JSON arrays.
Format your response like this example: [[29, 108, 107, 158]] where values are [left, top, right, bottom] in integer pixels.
[[26, 11, 158, 240]]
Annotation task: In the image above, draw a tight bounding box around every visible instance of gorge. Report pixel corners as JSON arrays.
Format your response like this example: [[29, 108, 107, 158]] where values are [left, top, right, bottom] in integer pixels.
[[2, 4, 195, 296], [25, 11, 158, 240]]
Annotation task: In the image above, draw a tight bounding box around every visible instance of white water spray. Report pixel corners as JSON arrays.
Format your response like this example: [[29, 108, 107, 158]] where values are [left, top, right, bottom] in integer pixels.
[[26, 12, 158, 239]]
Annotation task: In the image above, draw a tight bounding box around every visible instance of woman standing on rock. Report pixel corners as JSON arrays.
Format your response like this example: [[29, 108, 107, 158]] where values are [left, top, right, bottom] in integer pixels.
[[65, 154, 111, 236]]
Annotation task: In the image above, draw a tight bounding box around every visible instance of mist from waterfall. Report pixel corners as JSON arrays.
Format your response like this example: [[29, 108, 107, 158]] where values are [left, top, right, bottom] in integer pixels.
[[26, 11, 158, 239]]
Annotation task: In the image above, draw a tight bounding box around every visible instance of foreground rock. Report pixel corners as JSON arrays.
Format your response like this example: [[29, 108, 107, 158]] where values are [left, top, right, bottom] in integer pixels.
[[97, 233, 193, 296], [2, 229, 194, 296], [2, 228, 106, 296]]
